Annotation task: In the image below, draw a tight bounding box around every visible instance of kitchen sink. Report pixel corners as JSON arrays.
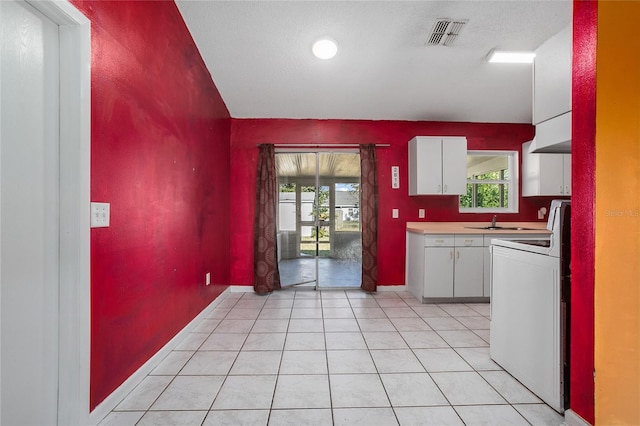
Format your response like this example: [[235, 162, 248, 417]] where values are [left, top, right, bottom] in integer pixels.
[[464, 226, 539, 231]]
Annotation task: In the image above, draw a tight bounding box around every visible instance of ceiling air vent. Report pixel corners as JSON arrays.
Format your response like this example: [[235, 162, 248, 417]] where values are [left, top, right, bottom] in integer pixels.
[[427, 18, 468, 46]]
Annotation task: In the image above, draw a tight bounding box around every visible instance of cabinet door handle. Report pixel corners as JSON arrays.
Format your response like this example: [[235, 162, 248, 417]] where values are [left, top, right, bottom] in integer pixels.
[[559, 184, 564, 194], [449, 250, 453, 260], [443, 184, 448, 193], [565, 185, 570, 194], [456, 250, 460, 260], [437, 184, 442, 193]]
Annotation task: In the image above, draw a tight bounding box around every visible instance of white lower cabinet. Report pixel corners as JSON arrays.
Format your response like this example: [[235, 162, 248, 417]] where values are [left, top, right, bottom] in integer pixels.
[[424, 247, 454, 297], [407, 230, 550, 303], [454, 246, 484, 297], [406, 233, 484, 302], [483, 249, 491, 298]]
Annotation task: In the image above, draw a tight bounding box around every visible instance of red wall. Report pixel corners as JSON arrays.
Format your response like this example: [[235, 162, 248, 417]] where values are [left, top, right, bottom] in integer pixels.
[[571, 1, 596, 423], [70, 0, 231, 409], [230, 119, 558, 286]]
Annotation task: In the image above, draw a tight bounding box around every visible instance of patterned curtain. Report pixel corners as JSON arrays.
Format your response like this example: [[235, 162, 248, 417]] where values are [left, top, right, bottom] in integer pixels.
[[254, 144, 281, 294], [360, 144, 378, 292]]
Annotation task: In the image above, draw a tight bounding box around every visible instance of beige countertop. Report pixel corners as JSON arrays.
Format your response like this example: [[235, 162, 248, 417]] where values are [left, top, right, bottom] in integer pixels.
[[406, 221, 551, 235]]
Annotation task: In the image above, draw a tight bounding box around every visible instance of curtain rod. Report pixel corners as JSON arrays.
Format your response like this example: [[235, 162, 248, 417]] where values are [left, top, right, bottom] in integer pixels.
[[258, 143, 390, 147]]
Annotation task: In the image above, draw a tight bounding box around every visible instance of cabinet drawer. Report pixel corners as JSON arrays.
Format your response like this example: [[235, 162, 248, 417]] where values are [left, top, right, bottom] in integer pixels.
[[454, 235, 483, 247], [424, 235, 454, 247]]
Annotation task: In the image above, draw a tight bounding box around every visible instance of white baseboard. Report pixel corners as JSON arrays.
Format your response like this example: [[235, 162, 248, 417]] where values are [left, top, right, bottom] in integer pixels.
[[88, 282, 411, 423], [88, 288, 232, 425], [564, 409, 592, 426], [376, 285, 407, 292], [230, 285, 407, 293], [229, 285, 254, 292]]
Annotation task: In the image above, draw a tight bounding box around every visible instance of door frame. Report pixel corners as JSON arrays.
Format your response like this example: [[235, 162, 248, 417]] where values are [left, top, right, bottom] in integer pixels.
[[275, 149, 361, 289], [275, 151, 321, 288], [22, 1, 91, 424]]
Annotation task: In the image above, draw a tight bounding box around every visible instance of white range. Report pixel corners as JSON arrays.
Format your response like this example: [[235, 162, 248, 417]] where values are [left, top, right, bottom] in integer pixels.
[[489, 200, 571, 413]]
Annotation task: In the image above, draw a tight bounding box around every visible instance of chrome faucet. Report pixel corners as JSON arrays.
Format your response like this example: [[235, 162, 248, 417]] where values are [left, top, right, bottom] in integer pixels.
[[491, 215, 497, 227]]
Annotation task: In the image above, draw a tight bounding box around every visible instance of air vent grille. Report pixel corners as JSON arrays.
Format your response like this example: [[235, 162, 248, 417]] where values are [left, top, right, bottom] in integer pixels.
[[427, 19, 468, 46]]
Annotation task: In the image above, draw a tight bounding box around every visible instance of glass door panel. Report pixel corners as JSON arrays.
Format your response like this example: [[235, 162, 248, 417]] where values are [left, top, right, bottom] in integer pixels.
[[316, 152, 362, 289], [276, 151, 362, 289], [317, 225, 331, 255], [276, 153, 318, 287]]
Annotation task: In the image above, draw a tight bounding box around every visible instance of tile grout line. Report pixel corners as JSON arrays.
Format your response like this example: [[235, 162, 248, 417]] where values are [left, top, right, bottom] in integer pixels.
[[128, 293, 240, 425], [372, 293, 406, 426], [321, 290, 335, 425], [405, 299, 462, 423], [104, 290, 560, 426]]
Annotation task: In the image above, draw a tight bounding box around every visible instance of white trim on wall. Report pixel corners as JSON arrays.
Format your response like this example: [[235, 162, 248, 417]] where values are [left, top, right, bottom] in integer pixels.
[[564, 409, 592, 426], [89, 292, 233, 424], [229, 285, 407, 293], [24, 1, 91, 424], [376, 285, 407, 292], [90, 283, 409, 422], [230, 285, 255, 293]]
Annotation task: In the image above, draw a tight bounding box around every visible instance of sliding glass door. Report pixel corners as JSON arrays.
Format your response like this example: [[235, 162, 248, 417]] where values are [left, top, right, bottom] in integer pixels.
[[276, 151, 361, 289]]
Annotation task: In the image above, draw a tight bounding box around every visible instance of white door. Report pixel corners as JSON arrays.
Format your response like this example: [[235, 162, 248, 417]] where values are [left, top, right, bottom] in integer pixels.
[[563, 154, 571, 196], [424, 247, 454, 297], [453, 247, 484, 297], [1, 1, 60, 424], [416, 137, 443, 195], [441, 137, 467, 195], [541, 154, 565, 196]]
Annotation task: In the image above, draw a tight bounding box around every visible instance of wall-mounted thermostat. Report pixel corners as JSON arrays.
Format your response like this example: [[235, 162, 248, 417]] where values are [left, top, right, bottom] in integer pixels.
[[391, 166, 400, 189]]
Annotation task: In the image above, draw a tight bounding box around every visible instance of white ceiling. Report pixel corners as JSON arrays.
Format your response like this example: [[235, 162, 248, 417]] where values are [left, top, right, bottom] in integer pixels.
[[176, 1, 572, 124]]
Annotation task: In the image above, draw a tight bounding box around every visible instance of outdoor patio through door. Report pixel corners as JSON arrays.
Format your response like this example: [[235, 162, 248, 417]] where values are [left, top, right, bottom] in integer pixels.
[[276, 151, 362, 289]]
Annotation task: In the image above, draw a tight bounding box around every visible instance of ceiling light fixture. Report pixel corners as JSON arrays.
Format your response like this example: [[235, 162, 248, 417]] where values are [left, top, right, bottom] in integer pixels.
[[312, 38, 338, 60], [486, 49, 535, 64]]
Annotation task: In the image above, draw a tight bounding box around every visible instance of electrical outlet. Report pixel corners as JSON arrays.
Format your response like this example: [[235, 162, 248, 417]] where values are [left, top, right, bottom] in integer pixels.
[[538, 207, 548, 220], [419, 209, 425, 219], [90, 202, 110, 228], [205, 272, 211, 286]]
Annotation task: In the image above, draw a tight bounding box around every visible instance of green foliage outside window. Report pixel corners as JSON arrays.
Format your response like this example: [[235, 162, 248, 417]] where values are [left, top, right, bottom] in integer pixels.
[[280, 183, 329, 221], [460, 170, 509, 209], [279, 183, 295, 192]]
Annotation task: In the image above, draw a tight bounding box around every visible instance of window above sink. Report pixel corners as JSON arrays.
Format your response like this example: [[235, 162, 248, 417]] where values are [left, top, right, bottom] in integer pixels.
[[459, 150, 519, 214]]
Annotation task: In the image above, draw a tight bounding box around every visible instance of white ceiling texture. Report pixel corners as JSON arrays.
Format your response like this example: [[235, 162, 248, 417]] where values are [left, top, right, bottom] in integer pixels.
[[176, 1, 572, 124]]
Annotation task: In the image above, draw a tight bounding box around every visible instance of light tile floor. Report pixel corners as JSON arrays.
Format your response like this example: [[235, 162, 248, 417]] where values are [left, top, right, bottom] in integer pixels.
[[99, 289, 565, 426]]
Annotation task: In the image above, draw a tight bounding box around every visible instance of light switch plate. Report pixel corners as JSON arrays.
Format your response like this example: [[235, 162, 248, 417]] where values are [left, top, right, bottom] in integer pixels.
[[392, 208, 399, 218], [419, 209, 425, 219], [91, 202, 110, 228], [206, 272, 211, 286]]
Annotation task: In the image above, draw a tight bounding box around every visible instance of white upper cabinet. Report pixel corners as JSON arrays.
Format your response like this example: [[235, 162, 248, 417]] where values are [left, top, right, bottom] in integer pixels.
[[563, 154, 572, 195], [408, 136, 467, 195], [533, 24, 572, 125], [522, 141, 571, 196]]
